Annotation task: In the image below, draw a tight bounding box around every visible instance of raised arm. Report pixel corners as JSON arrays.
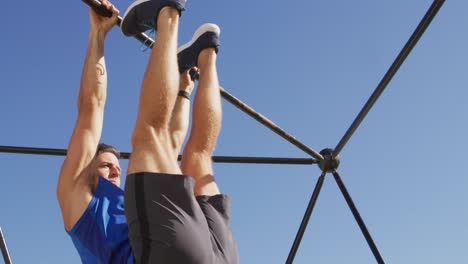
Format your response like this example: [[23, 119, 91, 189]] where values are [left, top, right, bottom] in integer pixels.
[[169, 68, 196, 160], [57, 2, 119, 231]]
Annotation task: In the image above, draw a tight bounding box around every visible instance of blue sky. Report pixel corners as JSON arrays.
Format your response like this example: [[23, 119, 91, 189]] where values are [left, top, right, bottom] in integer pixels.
[[1, 0, 467, 263]]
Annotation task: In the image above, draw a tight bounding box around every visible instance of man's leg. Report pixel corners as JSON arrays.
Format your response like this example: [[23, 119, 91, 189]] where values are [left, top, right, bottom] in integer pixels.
[[179, 35, 239, 263], [127, 6, 182, 175], [180, 47, 221, 196], [122, 3, 234, 262]]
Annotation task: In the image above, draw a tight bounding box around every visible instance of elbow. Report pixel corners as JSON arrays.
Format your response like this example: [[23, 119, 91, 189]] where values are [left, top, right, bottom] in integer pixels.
[[56, 181, 65, 206], [56, 187, 63, 203], [77, 93, 106, 113]]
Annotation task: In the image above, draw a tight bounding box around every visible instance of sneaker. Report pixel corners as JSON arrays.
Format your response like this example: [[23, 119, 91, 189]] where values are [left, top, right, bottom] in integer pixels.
[[177, 23, 220, 73], [121, 0, 186, 36]]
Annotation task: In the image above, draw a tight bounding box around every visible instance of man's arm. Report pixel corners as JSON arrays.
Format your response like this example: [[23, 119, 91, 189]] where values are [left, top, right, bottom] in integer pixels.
[[169, 68, 196, 159], [57, 2, 119, 231]]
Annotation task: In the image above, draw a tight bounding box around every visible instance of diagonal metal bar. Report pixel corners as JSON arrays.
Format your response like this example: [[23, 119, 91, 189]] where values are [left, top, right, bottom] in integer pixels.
[[219, 87, 323, 161], [81, 0, 323, 162], [286, 171, 327, 264], [0, 227, 12, 264], [0, 145, 316, 165], [332, 170, 384, 264], [334, 0, 445, 156]]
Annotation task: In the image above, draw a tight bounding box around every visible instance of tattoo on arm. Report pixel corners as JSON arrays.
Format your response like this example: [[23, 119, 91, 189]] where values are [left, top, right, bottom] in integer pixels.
[[96, 63, 106, 76]]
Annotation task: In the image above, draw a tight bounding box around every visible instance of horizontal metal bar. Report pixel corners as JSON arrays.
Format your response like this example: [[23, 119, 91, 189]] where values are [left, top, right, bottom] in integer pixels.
[[0, 145, 316, 165], [209, 156, 317, 165]]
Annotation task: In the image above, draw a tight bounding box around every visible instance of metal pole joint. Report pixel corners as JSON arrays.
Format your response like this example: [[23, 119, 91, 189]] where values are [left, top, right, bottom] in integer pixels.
[[318, 148, 340, 173]]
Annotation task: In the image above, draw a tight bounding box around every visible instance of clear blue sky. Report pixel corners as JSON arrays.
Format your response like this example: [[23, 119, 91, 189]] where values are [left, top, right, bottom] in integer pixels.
[[1, 0, 467, 263]]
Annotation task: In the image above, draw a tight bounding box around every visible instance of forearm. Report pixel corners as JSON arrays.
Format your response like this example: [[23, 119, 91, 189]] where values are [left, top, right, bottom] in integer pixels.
[[169, 85, 192, 155], [78, 30, 108, 112], [66, 30, 108, 162], [170, 94, 190, 133]]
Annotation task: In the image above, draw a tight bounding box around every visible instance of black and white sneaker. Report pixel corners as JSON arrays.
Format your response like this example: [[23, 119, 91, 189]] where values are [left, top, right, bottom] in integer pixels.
[[177, 23, 220, 73], [121, 0, 186, 36]]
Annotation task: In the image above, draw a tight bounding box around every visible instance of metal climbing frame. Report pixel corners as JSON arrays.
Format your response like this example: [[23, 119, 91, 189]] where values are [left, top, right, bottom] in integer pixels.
[[0, 0, 445, 263], [1, 227, 12, 264]]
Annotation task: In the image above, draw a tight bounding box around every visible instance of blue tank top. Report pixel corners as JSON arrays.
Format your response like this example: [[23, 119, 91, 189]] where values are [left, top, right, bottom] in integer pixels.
[[67, 176, 134, 264]]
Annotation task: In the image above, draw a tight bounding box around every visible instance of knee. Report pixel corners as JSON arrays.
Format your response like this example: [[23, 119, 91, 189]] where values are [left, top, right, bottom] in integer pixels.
[[183, 142, 211, 159], [181, 147, 212, 171], [183, 139, 214, 158], [184, 133, 218, 154]]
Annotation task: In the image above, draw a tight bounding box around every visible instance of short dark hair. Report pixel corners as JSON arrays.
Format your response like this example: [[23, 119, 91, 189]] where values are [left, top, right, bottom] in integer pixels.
[[95, 143, 120, 159]]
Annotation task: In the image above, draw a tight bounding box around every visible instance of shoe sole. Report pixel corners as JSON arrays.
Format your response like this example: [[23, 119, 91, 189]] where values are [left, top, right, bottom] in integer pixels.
[[177, 23, 220, 53], [121, 0, 152, 35]]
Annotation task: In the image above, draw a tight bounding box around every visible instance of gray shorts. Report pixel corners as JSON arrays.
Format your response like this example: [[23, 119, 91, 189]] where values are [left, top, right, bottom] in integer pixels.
[[124, 172, 238, 264]]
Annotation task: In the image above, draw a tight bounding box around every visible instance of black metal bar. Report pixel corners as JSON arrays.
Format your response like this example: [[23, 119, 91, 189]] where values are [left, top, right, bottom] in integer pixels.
[[286, 171, 326, 264], [81, 0, 154, 48], [210, 156, 317, 165], [332, 171, 384, 264], [220, 87, 323, 161], [0, 227, 12, 264], [0, 145, 67, 156], [0, 145, 316, 165], [80, 0, 323, 162], [334, 0, 445, 156]]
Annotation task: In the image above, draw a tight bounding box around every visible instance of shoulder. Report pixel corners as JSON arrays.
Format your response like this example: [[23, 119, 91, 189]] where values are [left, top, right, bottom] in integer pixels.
[[60, 175, 96, 232]]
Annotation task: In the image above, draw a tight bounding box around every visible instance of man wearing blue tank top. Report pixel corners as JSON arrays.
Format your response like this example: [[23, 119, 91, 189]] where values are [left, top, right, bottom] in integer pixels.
[[55, 2, 135, 262], [57, 0, 238, 263]]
